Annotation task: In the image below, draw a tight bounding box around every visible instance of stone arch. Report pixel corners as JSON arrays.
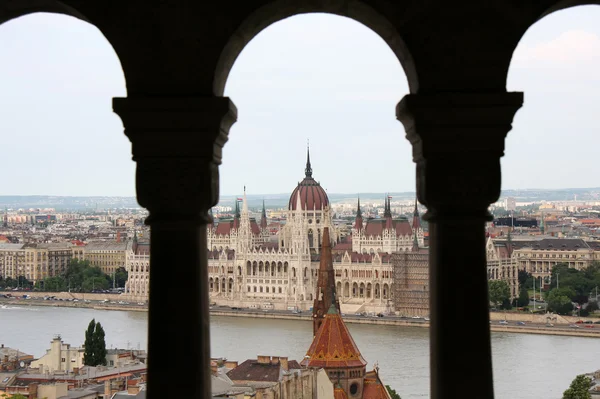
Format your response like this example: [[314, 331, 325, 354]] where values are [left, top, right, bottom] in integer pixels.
[[228, 278, 234, 293], [213, 0, 418, 95], [344, 269, 348, 278], [284, 262, 288, 274], [277, 261, 282, 274], [366, 283, 372, 299], [259, 261, 264, 273], [252, 261, 257, 275], [265, 261, 270, 275], [308, 228, 314, 248], [303, 267, 308, 278], [247, 261, 251, 275], [375, 283, 380, 299], [209, 277, 214, 292], [292, 267, 296, 278], [215, 277, 220, 293], [344, 282, 350, 298], [359, 282, 365, 298], [352, 282, 358, 298], [336, 281, 342, 295], [221, 279, 226, 293], [383, 283, 389, 299]]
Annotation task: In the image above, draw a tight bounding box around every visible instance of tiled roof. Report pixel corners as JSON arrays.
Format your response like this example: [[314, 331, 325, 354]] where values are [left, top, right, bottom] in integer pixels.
[[84, 242, 128, 251], [226, 359, 282, 383], [301, 306, 367, 369], [362, 370, 391, 399], [363, 219, 413, 237], [288, 177, 329, 211]]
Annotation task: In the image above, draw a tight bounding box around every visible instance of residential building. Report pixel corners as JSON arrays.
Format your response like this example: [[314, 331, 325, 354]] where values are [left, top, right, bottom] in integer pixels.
[[83, 242, 129, 275]]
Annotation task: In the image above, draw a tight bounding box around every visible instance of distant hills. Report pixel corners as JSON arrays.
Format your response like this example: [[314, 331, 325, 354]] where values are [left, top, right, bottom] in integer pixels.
[[0, 187, 598, 211]]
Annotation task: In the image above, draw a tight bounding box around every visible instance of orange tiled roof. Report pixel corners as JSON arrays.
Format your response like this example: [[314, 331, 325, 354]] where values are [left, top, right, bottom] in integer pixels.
[[301, 305, 367, 369], [362, 370, 391, 399]]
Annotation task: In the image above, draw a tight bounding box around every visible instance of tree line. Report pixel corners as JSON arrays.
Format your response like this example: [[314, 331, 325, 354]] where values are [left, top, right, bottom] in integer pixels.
[[0, 259, 127, 292]]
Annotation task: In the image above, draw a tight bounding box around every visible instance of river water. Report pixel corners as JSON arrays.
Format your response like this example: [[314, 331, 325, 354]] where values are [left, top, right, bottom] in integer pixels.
[[1, 305, 598, 399]]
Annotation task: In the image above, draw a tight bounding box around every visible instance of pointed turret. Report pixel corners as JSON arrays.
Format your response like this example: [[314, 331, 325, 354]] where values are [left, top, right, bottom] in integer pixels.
[[305, 142, 313, 178], [233, 199, 240, 229], [132, 230, 139, 253], [260, 200, 268, 229], [312, 227, 340, 336], [354, 196, 363, 231], [412, 197, 421, 230], [384, 195, 393, 231]]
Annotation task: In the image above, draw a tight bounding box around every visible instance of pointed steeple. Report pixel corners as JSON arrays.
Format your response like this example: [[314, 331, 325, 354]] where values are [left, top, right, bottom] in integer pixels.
[[355, 196, 363, 231], [233, 198, 241, 229], [540, 210, 545, 235], [305, 141, 313, 178], [132, 230, 138, 253], [260, 200, 268, 229], [312, 227, 340, 336], [383, 195, 392, 218], [412, 197, 421, 230]]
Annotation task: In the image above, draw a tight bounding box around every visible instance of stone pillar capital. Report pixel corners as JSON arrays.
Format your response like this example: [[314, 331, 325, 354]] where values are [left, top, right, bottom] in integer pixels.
[[113, 96, 237, 225], [396, 92, 523, 221]]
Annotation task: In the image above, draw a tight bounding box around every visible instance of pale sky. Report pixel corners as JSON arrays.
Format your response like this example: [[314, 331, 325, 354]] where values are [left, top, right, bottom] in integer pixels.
[[0, 7, 598, 197]]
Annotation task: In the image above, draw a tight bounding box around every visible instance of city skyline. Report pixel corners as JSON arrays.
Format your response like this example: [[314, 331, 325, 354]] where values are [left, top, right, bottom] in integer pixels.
[[0, 8, 599, 196]]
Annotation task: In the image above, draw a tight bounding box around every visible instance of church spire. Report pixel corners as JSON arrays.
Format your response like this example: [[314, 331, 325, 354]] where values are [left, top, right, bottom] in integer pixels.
[[312, 227, 340, 336], [260, 200, 268, 229], [305, 141, 313, 178], [412, 196, 421, 230], [355, 196, 363, 231]]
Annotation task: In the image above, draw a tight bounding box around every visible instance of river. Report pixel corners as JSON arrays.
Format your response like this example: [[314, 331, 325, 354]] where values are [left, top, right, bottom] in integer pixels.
[[1, 305, 597, 399]]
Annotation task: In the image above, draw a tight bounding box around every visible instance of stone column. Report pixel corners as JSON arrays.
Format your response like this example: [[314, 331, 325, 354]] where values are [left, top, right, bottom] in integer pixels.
[[113, 96, 237, 399], [397, 93, 523, 399]]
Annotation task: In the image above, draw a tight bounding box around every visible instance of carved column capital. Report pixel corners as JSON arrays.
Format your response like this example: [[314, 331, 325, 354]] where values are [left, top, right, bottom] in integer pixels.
[[396, 92, 523, 221], [113, 96, 237, 225]]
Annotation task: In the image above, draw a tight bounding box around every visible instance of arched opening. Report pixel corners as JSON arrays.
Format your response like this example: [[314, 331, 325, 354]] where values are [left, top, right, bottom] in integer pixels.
[[366, 283, 372, 299], [352, 282, 358, 298], [344, 282, 350, 298], [214, 4, 417, 96], [375, 283, 380, 299], [337, 281, 342, 295]]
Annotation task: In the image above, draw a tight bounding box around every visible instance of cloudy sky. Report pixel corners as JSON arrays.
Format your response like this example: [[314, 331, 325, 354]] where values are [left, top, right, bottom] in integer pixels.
[[0, 7, 598, 197]]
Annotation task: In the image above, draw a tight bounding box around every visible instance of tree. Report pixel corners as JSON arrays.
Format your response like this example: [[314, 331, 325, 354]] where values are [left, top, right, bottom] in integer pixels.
[[547, 288, 574, 315], [83, 319, 96, 366], [115, 267, 129, 288], [94, 322, 107, 366], [386, 385, 401, 399], [488, 280, 511, 307], [83, 319, 107, 366], [563, 374, 592, 399], [518, 270, 532, 289], [518, 286, 530, 307]]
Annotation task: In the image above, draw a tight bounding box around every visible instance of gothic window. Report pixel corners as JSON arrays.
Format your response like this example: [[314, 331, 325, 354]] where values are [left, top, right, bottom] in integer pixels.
[[284, 262, 288, 273], [260, 287, 263, 293], [254, 286, 257, 292], [248, 286, 251, 292], [266, 287, 269, 293], [278, 287, 282, 293], [308, 229, 314, 248], [292, 268, 296, 278]]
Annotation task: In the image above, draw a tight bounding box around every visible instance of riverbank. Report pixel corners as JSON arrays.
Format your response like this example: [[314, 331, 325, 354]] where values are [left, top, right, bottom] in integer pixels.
[[3, 297, 600, 338]]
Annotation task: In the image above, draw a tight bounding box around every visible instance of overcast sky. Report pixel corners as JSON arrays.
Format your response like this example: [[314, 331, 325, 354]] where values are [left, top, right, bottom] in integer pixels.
[[0, 7, 598, 197]]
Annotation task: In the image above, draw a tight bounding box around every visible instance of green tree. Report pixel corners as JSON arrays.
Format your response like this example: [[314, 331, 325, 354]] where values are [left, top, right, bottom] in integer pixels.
[[94, 322, 107, 366], [488, 280, 511, 307], [547, 288, 574, 315], [518, 286, 530, 307], [518, 270, 532, 289], [83, 319, 107, 366], [115, 267, 128, 288], [83, 319, 96, 366], [563, 374, 592, 399], [386, 385, 401, 399]]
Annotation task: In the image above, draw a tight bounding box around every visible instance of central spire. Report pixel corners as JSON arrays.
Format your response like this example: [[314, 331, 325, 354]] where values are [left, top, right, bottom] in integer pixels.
[[305, 141, 313, 178]]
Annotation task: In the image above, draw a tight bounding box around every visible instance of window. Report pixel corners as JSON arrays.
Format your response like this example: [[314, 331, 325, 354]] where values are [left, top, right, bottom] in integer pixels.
[[350, 383, 358, 395], [61, 358, 66, 362], [110, 360, 114, 366]]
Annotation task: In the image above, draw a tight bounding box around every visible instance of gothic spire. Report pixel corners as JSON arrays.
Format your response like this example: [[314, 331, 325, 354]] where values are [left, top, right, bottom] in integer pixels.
[[383, 194, 392, 218], [412, 196, 421, 230], [312, 227, 340, 336], [355, 196, 363, 231], [260, 199, 268, 229], [305, 141, 313, 178]]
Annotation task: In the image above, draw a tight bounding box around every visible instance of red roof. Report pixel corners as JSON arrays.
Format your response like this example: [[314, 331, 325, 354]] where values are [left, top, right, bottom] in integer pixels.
[[363, 219, 413, 237], [362, 370, 392, 399], [301, 306, 367, 369], [289, 177, 329, 211]]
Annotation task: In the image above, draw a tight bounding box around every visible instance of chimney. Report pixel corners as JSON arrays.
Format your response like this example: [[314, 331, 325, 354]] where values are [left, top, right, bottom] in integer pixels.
[[225, 361, 238, 369], [257, 355, 270, 364], [271, 356, 279, 365], [279, 357, 288, 371]]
